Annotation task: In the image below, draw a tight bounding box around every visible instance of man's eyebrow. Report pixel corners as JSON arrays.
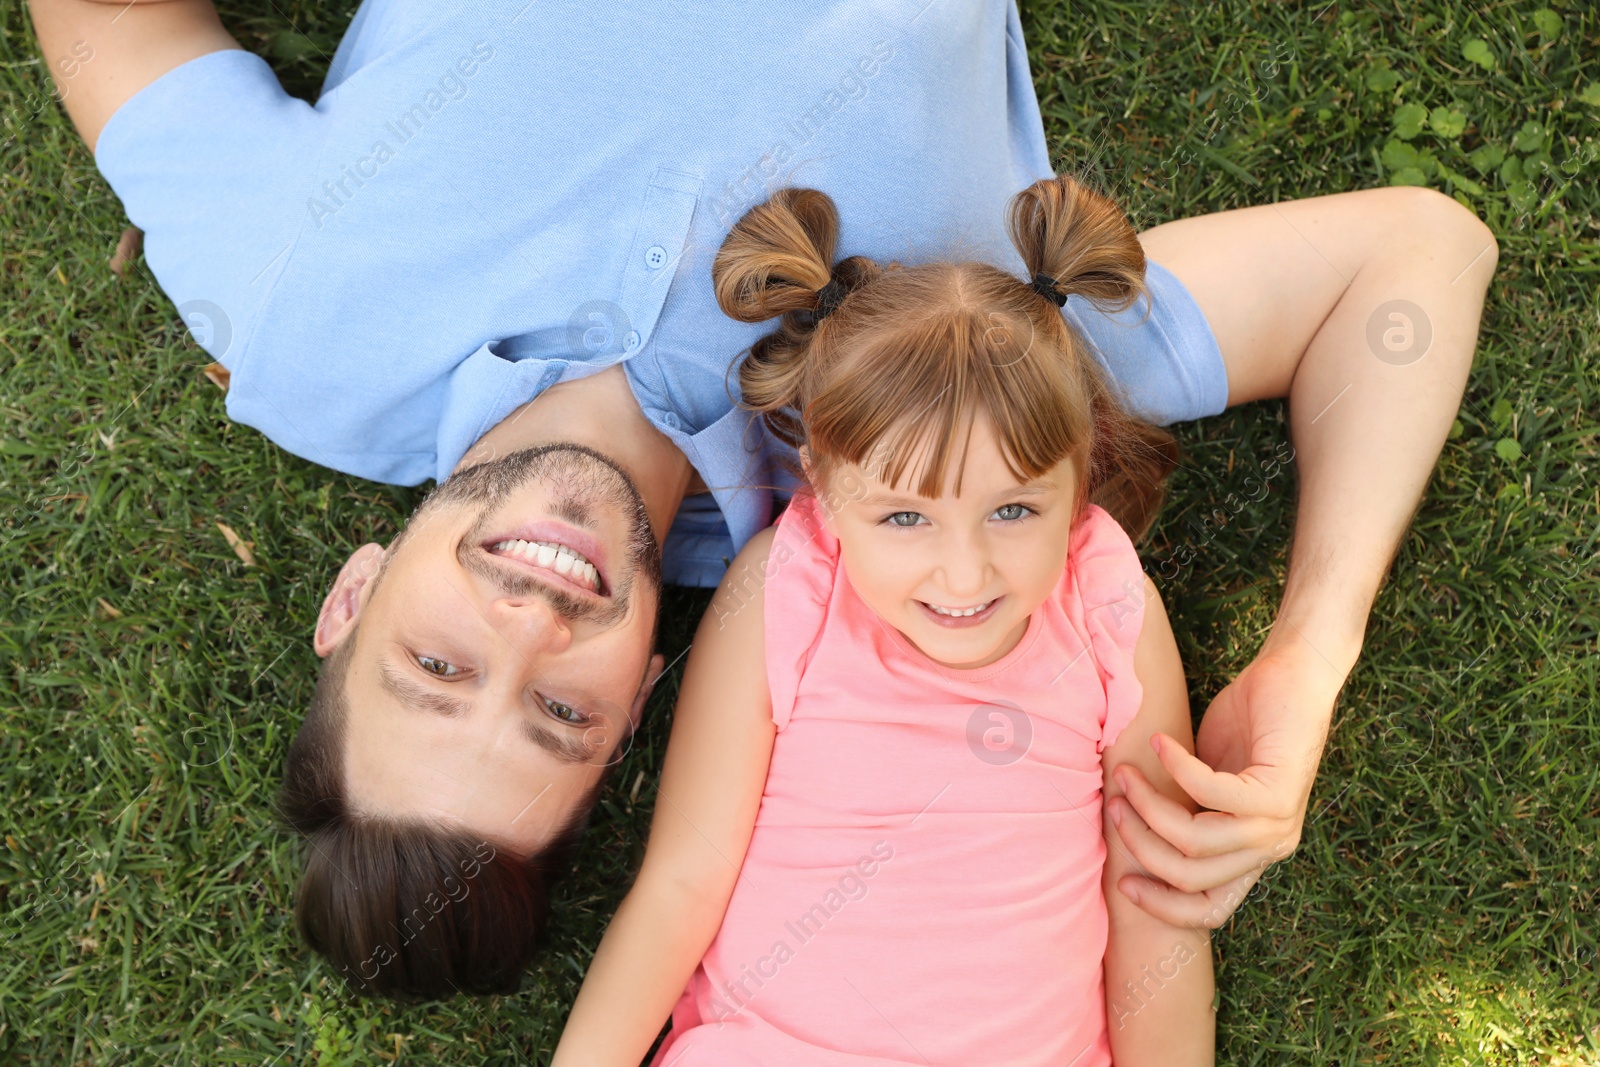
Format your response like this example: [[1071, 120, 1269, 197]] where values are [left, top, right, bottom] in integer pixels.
[[377, 655, 595, 766], [378, 656, 472, 718], [519, 717, 595, 766]]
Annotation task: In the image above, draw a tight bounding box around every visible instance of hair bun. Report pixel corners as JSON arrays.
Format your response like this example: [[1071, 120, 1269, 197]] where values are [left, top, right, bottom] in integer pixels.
[[1030, 272, 1068, 307], [713, 188, 840, 324], [1007, 175, 1147, 314], [814, 278, 848, 321]]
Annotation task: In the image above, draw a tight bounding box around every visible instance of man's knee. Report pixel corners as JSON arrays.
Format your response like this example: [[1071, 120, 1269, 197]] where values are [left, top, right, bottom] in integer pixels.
[[1395, 186, 1499, 267]]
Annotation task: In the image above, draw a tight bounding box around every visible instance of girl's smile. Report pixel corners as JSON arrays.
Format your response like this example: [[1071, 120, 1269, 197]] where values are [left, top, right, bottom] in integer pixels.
[[917, 596, 1001, 627]]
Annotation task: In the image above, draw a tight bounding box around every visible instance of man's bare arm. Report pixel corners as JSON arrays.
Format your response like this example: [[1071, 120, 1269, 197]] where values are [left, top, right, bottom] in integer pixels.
[[1109, 186, 1498, 926], [28, 0, 239, 151]]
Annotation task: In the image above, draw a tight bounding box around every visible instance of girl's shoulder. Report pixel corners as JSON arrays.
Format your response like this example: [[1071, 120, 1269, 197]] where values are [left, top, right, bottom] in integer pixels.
[[759, 493, 843, 731], [1058, 503, 1151, 753], [1064, 503, 1147, 623]]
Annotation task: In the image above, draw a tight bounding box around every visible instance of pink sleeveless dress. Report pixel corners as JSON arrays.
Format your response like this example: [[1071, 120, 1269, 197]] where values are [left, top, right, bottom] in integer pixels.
[[649, 493, 1149, 1067]]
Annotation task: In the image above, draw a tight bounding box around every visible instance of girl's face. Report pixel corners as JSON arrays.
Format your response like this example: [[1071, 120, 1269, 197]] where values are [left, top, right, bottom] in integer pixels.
[[815, 413, 1080, 670]]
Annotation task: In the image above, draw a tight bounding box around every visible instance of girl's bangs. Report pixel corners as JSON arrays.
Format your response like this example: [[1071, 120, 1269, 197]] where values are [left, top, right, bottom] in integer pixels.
[[811, 306, 1089, 499]]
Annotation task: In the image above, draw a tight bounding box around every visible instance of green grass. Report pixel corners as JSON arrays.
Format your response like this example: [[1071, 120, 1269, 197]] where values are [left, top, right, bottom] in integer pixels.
[[1, 1, 1595, 1064]]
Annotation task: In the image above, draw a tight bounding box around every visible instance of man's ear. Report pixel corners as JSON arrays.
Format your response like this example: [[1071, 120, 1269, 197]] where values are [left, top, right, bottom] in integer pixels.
[[629, 653, 667, 725], [313, 542, 387, 657]]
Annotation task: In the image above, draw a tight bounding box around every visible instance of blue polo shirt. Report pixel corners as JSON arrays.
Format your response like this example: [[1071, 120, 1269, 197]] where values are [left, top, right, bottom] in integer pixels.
[[95, 0, 1227, 587]]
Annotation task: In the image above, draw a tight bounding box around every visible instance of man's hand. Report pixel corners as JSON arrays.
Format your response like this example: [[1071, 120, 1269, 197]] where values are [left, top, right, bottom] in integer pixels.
[[1105, 637, 1346, 928], [1128, 185, 1496, 926]]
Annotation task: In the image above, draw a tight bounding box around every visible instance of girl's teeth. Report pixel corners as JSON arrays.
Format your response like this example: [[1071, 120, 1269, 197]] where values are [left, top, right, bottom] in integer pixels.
[[929, 601, 992, 617]]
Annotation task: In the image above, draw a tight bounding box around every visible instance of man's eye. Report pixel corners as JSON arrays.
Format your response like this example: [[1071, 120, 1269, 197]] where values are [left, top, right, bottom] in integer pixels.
[[416, 655, 462, 678], [885, 511, 925, 528], [543, 697, 585, 725], [993, 503, 1033, 521]]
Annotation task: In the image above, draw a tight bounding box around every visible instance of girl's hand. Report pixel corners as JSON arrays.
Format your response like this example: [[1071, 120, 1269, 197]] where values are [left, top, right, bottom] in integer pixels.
[[1106, 640, 1344, 928]]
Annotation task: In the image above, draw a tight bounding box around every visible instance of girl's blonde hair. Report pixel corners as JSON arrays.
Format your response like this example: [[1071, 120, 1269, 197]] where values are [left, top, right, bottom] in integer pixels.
[[712, 176, 1179, 541]]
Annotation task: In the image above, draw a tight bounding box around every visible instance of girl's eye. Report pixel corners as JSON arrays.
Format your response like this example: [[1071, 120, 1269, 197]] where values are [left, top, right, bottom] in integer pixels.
[[416, 655, 462, 678], [885, 511, 925, 528], [992, 503, 1034, 521], [543, 697, 585, 725]]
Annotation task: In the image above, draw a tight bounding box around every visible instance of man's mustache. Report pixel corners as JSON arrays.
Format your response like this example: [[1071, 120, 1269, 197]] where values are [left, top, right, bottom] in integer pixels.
[[456, 536, 625, 627]]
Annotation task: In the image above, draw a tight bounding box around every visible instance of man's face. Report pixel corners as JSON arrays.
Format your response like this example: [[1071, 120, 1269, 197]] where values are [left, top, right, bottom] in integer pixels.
[[318, 445, 664, 854]]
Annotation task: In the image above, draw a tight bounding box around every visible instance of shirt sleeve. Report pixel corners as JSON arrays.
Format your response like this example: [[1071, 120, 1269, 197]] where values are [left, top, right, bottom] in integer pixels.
[[1061, 257, 1230, 426], [762, 494, 837, 732], [93, 49, 324, 369], [1064, 504, 1149, 753]]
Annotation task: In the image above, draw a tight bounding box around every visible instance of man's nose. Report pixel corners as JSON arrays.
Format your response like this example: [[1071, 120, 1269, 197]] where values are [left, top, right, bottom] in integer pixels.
[[492, 594, 573, 655]]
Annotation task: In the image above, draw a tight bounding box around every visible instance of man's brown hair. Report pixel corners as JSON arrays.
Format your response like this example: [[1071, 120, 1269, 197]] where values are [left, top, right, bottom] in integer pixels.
[[277, 623, 602, 1000]]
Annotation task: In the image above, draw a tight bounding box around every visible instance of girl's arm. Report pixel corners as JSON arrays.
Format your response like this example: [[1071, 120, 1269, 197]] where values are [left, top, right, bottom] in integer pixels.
[[551, 529, 780, 1066], [1101, 577, 1216, 1066]]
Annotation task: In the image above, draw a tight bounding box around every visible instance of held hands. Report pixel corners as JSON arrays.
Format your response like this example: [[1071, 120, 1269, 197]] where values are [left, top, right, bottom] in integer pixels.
[[1106, 638, 1347, 928]]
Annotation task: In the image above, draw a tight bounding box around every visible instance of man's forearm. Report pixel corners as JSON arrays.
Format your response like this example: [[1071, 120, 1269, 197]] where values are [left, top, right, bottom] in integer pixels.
[[1107, 192, 1501, 920]]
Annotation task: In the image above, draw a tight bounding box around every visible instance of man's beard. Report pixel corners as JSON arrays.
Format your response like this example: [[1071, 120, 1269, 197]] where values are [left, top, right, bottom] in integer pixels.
[[399, 444, 663, 621]]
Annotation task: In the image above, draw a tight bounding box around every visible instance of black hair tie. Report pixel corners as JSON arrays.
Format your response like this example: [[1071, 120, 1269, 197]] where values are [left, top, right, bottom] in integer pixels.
[[814, 278, 848, 321], [1030, 272, 1067, 307]]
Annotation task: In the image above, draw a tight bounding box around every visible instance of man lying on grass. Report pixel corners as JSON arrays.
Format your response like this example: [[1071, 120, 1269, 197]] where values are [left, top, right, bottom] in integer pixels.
[[29, 0, 1498, 998]]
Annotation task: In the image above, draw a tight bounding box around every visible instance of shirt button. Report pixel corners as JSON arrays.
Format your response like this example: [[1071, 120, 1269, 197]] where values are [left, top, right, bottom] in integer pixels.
[[624, 330, 642, 350], [660, 411, 682, 430], [644, 245, 668, 270]]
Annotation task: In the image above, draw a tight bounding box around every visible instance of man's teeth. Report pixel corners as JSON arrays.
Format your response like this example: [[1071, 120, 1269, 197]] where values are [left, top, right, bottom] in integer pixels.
[[927, 600, 993, 617], [490, 539, 600, 591]]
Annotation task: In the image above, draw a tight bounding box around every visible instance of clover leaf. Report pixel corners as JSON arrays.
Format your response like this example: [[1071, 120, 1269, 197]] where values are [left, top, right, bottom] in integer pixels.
[[1429, 107, 1468, 138], [1468, 143, 1505, 174], [1394, 103, 1429, 139], [1382, 140, 1420, 170], [1462, 39, 1496, 69], [1366, 66, 1402, 93]]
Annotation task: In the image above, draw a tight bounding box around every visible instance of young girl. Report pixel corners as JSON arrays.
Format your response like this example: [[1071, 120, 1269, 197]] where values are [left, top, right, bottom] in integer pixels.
[[552, 176, 1215, 1066]]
